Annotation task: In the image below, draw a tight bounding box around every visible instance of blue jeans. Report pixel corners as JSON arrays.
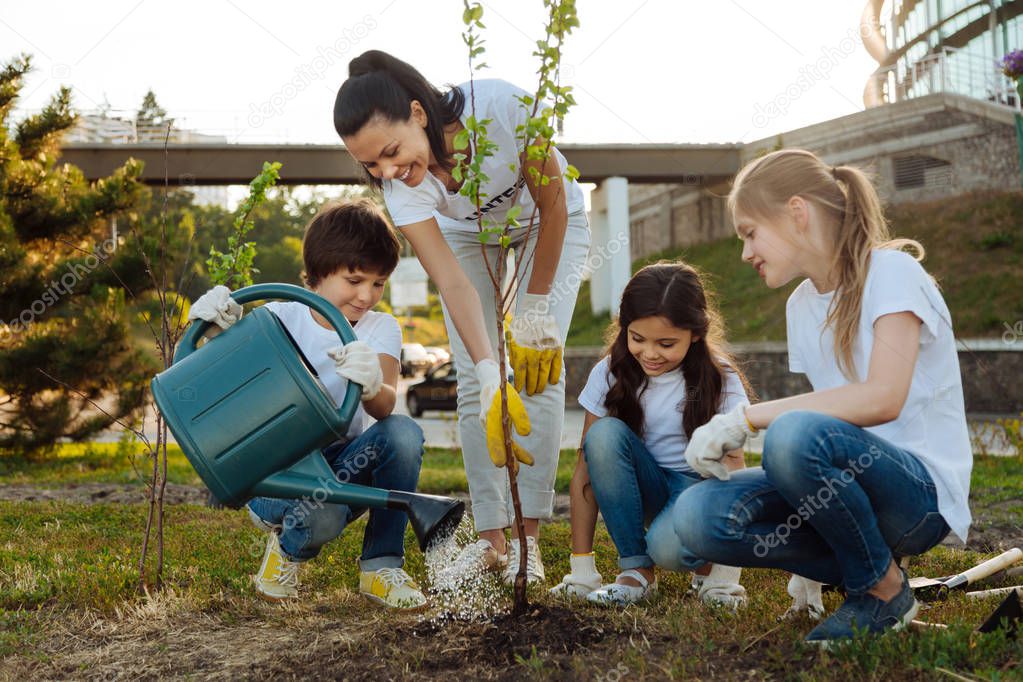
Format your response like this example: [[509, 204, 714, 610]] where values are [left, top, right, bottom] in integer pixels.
[[584, 417, 703, 570], [247, 415, 424, 570], [658, 411, 950, 594]]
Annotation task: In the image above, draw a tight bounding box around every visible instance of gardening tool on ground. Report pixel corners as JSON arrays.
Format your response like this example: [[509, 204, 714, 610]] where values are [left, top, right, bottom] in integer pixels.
[[151, 283, 464, 551], [977, 588, 1022, 638], [908, 548, 1023, 601]]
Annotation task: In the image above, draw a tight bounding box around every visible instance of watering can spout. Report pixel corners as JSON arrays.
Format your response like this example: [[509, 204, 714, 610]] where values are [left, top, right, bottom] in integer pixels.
[[386, 490, 465, 551], [250, 451, 464, 552]]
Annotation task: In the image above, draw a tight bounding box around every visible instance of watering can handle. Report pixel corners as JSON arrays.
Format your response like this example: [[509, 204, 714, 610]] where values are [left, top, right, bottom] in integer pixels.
[[174, 283, 361, 422]]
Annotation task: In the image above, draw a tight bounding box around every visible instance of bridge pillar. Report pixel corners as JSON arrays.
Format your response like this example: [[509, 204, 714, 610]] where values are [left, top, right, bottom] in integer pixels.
[[588, 176, 630, 317]]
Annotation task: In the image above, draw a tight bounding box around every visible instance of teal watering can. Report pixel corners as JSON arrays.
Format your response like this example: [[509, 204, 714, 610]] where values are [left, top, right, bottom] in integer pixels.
[[151, 283, 463, 551]]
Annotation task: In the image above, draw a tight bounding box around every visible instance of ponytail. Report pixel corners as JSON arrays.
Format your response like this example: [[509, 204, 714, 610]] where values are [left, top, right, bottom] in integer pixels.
[[729, 149, 923, 380], [334, 50, 464, 186]]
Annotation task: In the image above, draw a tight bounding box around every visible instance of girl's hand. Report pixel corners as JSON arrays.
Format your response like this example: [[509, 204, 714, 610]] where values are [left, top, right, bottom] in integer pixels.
[[686, 402, 755, 480]]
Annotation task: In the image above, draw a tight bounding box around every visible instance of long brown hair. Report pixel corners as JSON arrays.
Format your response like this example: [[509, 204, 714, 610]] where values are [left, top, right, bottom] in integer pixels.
[[728, 149, 923, 380], [603, 262, 752, 439]]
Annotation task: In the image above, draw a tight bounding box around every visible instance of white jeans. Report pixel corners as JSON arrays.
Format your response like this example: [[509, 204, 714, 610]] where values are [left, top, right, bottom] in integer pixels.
[[440, 211, 591, 532]]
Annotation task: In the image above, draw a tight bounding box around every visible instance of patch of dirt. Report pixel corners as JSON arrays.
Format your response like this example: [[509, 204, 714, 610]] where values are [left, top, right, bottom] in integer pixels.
[[0, 483, 207, 506]]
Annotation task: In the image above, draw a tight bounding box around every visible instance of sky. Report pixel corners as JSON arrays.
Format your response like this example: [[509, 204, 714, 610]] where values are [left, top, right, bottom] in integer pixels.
[[1, 0, 880, 147]]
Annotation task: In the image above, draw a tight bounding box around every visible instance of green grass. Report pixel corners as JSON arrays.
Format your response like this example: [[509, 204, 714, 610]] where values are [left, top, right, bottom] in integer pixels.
[[566, 190, 1023, 346]]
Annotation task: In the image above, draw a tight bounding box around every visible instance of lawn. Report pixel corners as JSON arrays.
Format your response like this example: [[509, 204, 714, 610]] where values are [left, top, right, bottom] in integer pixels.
[[1, 444, 1022, 679]]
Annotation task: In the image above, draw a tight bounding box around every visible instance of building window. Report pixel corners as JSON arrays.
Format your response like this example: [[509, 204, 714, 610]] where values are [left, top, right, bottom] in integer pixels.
[[893, 155, 953, 189]]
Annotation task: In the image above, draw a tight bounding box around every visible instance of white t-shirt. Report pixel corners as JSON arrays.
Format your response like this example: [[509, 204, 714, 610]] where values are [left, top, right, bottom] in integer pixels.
[[578, 357, 749, 473], [263, 302, 401, 440], [382, 78, 586, 231], [786, 248, 973, 542]]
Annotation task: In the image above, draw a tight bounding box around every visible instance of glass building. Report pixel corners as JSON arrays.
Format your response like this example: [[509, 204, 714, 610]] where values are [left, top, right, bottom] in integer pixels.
[[863, 0, 1023, 107]]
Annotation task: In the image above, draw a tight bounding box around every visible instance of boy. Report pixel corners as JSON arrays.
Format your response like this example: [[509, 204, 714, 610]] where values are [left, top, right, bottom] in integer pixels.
[[189, 199, 426, 609]]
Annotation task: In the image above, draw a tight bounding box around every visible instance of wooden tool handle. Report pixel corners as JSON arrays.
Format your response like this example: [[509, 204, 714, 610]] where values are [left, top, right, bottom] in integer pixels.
[[945, 548, 1023, 591], [962, 548, 1023, 583]]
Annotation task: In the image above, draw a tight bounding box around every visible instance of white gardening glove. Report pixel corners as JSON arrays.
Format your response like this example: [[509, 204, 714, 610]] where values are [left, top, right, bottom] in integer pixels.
[[781, 574, 825, 621], [188, 285, 242, 330], [507, 293, 562, 395], [476, 358, 501, 431], [685, 401, 755, 481], [327, 341, 383, 400]]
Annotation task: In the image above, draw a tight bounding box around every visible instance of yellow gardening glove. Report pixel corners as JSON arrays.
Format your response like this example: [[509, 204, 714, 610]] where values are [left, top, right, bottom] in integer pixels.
[[508, 293, 563, 396], [476, 359, 535, 470]]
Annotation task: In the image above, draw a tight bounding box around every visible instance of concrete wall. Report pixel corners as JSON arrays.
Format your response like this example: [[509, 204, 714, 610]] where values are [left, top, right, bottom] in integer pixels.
[[564, 342, 1023, 416]]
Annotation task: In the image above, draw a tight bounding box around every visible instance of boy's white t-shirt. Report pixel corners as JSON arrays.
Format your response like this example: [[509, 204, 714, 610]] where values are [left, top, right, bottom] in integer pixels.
[[382, 79, 586, 231], [785, 248, 973, 542], [263, 301, 401, 440], [578, 357, 749, 473]]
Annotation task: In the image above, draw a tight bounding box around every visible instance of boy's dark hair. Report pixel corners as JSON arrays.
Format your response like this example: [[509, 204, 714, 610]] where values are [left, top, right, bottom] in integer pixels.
[[334, 49, 465, 187], [302, 199, 401, 288]]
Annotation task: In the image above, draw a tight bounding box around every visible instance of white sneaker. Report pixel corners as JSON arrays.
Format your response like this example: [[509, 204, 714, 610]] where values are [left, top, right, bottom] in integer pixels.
[[504, 536, 545, 585], [549, 571, 603, 600], [587, 569, 657, 606], [253, 532, 300, 601], [433, 539, 508, 587]]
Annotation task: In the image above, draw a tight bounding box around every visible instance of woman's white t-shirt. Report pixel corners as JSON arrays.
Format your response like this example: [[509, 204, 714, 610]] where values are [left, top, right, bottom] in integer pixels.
[[785, 248, 973, 542], [578, 357, 749, 473], [382, 78, 586, 231], [263, 301, 401, 440]]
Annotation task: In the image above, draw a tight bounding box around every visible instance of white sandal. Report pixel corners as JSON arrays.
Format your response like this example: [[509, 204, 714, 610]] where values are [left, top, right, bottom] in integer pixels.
[[586, 569, 657, 606]]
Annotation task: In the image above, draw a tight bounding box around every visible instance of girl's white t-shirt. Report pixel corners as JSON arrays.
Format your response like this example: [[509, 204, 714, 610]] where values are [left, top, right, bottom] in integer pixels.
[[578, 357, 749, 473], [382, 78, 586, 231], [263, 301, 401, 440], [785, 248, 973, 542]]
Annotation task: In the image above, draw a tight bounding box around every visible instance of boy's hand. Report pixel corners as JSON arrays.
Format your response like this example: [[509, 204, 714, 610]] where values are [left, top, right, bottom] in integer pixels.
[[508, 293, 562, 395], [188, 285, 242, 330], [685, 402, 754, 481], [328, 341, 383, 400], [476, 359, 534, 470]]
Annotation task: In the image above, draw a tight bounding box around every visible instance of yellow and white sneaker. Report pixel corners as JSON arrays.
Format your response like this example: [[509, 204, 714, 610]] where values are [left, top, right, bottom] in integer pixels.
[[359, 567, 428, 610], [253, 532, 300, 601]]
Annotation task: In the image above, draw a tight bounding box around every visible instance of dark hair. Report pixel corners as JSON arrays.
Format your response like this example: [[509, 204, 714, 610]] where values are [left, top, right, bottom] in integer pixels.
[[603, 262, 754, 439], [334, 50, 464, 187], [302, 199, 401, 288]]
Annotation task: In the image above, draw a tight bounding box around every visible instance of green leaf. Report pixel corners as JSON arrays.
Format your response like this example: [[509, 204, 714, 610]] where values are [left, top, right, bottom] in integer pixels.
[[454, 128, 470, 151]]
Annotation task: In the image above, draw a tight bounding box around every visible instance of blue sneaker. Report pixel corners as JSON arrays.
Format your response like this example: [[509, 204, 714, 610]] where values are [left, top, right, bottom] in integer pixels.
[[805, 571, 918, 647]]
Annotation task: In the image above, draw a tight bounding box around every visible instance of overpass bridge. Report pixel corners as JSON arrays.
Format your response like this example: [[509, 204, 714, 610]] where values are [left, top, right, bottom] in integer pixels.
[[59, 142, 742, 318], [58, 143, 741, 187]]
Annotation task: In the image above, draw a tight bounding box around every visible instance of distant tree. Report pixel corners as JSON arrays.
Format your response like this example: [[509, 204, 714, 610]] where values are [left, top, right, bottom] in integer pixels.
[[136, 89, 172, 128], [0, 54, 159, 452]]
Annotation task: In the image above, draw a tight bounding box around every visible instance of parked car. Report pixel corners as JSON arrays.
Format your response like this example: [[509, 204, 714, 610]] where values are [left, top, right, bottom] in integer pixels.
[[400, 343, 433, 376], [406, 361, 458, 416], [423, 346, 450, 366]]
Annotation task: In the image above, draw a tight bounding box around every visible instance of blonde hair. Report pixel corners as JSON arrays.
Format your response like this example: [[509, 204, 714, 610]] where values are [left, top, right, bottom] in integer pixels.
[[728, 149, 923, 380]]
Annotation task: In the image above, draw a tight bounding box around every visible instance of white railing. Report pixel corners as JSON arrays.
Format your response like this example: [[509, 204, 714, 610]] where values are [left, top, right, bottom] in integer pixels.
[[870, 46, 1020, 110]]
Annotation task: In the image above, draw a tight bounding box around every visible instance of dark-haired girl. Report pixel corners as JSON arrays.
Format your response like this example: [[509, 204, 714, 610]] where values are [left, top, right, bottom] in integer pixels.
[[552, 262, 751, 606], [334, 50, 589, 583]]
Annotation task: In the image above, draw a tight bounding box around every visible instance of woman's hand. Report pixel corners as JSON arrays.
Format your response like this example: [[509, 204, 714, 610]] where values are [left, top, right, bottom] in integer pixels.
[[476, 359, 534, 470], [508, 293, 562, 395]]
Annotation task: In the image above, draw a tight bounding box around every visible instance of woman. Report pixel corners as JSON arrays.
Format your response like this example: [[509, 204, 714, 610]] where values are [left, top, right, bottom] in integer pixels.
[[333, 50, 590, 583]]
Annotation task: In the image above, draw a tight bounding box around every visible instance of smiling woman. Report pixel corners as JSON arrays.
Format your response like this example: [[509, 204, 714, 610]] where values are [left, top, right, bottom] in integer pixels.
[[333, 49, 590, 586]]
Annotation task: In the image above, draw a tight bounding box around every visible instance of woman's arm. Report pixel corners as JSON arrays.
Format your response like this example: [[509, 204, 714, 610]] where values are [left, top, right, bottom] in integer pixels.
[[520, 139, 569, 296], [569, 410, 601, 554], [746, 312, 921, 430], [361, 354, 399, 421], [399, 218, 495, 364]]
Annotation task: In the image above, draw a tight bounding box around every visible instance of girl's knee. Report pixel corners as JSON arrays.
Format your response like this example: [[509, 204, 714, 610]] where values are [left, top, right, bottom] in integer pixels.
[[646, 515, 687, 572], [762, 410, 829, 477], [582, 417, 628, 464]]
